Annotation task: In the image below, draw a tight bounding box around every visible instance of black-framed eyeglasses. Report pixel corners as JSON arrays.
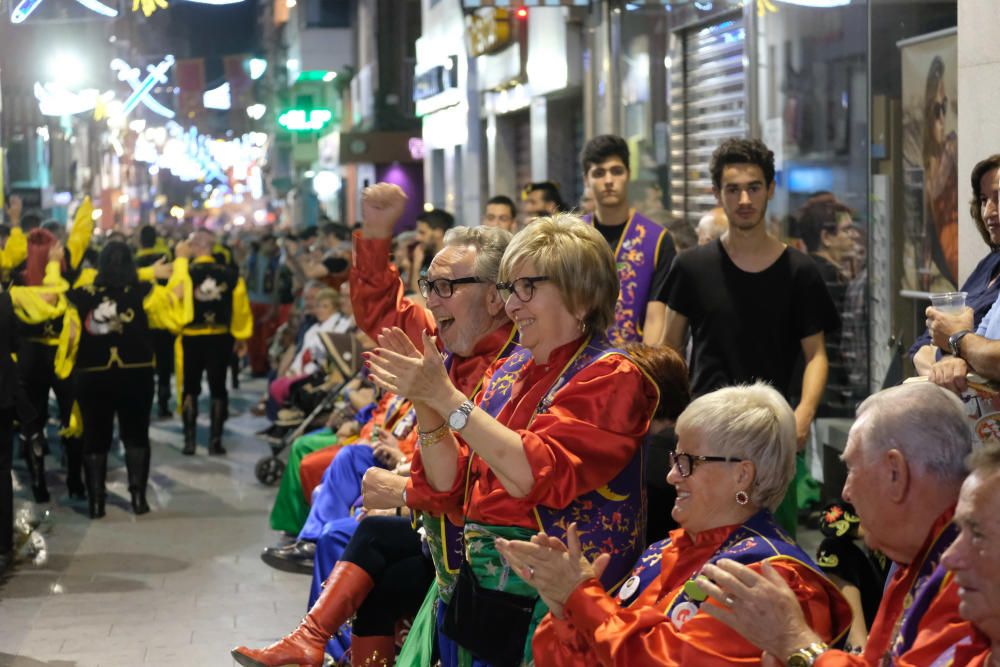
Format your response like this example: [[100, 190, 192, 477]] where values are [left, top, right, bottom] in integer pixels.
[[669, 451, 745, 478], [495, 276, 550, 303], [417, 276, 484, 299]]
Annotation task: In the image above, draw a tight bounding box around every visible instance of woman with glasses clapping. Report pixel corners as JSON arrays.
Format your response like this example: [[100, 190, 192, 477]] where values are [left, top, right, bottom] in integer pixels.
[[497, 382, 853, 666], [366, 214, 658, 667]]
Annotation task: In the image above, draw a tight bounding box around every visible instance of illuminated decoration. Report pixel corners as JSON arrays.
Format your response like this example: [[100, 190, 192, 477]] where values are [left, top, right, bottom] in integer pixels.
[[132, 121, 268, 187], [203, 82, 231, 110], [278, 108, 333, 132], [111, 56, 176, 119], [246, 103, 266, 120], [248, 58, 267, 80], [34, 82, 115, 116], [322, 71, 337, 82], [130, 0, 242, 17], [515, 6, 526, 18], [775, 0, 849, 6], [132, 0, 166, 16], [11, 0, 116, 24]]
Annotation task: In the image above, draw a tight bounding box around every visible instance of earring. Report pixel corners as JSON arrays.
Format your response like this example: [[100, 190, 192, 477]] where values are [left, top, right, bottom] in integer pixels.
[[735, 490, 750, 506], [578, 318, 586, 333]]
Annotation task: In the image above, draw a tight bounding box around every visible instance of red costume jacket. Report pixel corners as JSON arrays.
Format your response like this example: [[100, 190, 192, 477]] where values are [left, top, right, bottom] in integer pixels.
[[350, 231, 515, 525], [405, 337, 658, 530], [532, 521, 852, 666], [815, 509, 978, 666]]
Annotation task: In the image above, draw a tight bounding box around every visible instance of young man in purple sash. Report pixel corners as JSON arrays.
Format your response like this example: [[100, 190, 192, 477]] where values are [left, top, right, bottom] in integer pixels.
[[580, 134, 676, 347]]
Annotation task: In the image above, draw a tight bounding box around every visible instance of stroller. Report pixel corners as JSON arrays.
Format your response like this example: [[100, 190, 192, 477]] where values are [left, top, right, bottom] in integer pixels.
[[254, 331, 365, 485]]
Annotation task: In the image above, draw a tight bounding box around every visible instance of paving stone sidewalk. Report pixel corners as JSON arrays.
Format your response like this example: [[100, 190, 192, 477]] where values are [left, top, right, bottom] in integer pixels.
[[0, 377, 310, 667]]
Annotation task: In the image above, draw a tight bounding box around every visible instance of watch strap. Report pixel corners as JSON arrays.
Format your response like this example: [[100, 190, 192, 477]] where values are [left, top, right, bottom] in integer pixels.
[[949, 329, 973, 358]]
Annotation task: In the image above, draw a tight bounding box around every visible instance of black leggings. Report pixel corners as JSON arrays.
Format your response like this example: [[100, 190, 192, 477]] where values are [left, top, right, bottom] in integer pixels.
[[17, 342, 74, 438], [0, 407, 13, 553], [151, 329, 174, 403], [182, 334, 232, 400], [344, 515, 436, 637], [76, 368, 154, 455]]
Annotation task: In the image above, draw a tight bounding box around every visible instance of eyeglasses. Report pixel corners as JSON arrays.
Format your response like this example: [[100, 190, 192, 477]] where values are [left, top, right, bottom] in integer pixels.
[[495, 276, 550, 302], [932, 97, 948, 120], [417, 276, 484, 299], [669, 451, 745, 478]]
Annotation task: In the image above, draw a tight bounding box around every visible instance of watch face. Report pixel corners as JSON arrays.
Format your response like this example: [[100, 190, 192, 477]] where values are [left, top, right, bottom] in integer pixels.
[[449, 411, 467, 430]]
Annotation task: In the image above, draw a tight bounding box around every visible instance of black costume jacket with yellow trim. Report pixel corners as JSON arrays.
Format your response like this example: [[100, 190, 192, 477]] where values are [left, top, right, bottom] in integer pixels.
[[172, 254, 252, 402], [180, 256, 252, 338], [56, 258, 190, 378]]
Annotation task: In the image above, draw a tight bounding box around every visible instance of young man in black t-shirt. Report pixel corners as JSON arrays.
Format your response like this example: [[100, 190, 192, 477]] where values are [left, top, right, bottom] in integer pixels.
[[662, 138, 839, 533]]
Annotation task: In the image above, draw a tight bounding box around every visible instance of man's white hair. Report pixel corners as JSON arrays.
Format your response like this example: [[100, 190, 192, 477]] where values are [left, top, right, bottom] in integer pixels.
[[854, 382, 970, 481]]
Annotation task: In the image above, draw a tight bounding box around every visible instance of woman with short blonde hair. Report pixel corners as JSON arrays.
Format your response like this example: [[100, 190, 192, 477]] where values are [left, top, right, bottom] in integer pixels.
[[500, 214, 618, 335]]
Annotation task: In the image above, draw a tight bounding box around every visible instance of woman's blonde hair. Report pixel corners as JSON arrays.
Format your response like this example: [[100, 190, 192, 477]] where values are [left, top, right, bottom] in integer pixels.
[[675, 382, 796, 511], [498, 213, 618, 334], [314, 288, 340, 308]]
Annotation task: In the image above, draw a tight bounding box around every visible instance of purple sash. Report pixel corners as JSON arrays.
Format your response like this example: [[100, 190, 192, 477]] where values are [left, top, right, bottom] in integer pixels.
[[890, 523, 959, 661], [585, 210, 666, 346], [617, 511, 845, 643], [476, 335, 645, 592]]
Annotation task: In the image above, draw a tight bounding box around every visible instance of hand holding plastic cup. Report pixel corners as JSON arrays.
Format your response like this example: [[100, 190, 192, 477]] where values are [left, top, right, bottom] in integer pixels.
[[929, 291, 967, 314]]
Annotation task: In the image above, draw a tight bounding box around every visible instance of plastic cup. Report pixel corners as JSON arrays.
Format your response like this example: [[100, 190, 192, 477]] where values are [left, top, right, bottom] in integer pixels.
[[929, 291, 967, 314]]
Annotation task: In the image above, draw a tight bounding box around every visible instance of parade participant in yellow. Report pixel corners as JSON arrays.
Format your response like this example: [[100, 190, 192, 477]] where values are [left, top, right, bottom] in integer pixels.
[[175, 229, 252, 455]]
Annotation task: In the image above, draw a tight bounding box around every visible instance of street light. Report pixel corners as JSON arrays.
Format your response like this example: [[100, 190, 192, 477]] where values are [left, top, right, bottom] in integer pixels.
[[48, 52, 85, 88]]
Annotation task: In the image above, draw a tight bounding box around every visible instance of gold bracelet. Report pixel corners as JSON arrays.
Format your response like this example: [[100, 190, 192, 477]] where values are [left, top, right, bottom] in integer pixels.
[[418, 422, 451, 448]]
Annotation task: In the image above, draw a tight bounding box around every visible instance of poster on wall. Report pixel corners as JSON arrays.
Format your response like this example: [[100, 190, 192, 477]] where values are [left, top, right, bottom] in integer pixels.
[[899, 28, 958, 293]]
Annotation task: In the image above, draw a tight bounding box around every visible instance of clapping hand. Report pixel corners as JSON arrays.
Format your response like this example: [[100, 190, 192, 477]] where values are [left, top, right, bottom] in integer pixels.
[[495, 523, 610, 619], [365, 328, 450, 406]]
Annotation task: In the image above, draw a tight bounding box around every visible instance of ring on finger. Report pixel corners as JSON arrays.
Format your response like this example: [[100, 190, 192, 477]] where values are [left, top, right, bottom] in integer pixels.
[[527, 566, 535, 579], [724, 595, 735, 606]]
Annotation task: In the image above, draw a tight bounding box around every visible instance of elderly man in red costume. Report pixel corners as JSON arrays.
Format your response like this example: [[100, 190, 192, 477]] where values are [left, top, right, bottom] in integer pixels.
[[939, 442, 1000, 666], [232, 184, 516, 667], [498, 382, 851, 666], [697, 381, 978, 666]]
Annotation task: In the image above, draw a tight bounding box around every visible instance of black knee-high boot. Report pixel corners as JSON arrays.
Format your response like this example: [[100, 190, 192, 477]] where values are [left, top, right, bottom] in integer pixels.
[[182, 397, 197, 456], [208, 399, 227, 456], [83, 452, 107, 519], [64, 436, 85, 500], [21, 432, 50, 503], [157, 381, 171, 418], [124, 447, 151, 515]]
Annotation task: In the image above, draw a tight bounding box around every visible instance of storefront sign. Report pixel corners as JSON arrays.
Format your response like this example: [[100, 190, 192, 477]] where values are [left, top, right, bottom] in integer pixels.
[[413, 57, 458, 102], [467, 8, 511, 57], [278, 109, 334, 132]]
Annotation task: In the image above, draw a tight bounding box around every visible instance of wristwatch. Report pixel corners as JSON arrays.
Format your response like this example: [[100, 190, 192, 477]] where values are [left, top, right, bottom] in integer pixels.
[[948, 329, 973, 358], [448, 400, 475, 431], [787, 642, 829, 667]]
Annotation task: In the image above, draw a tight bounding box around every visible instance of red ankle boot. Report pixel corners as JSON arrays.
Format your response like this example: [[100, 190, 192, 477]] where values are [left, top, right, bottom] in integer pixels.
[[350, 634, 395, 667], [231, 561, 374, 667]]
